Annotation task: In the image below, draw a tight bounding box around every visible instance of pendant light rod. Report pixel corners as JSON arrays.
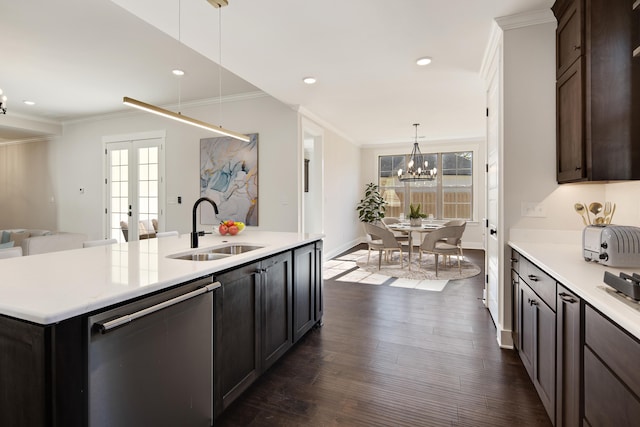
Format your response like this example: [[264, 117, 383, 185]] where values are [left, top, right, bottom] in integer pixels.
[[123, 97, 250, 142]]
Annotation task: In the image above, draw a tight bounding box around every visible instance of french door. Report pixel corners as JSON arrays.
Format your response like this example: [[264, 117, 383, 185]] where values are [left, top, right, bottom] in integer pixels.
[[105, 136, 164, 243]]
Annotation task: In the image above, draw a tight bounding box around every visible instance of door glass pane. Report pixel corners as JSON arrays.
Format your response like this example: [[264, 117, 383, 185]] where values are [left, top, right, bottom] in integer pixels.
[[109, 148, 129, 243]]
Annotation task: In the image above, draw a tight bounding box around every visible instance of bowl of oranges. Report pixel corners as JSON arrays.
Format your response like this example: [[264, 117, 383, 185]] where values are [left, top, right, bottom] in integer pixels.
[[214, 220, 246, 236]]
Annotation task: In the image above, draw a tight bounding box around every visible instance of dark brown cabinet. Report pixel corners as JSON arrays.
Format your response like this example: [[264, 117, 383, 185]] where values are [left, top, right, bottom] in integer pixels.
[[556, 285, 581, 427], [553, 0, 640, 183], [512, 252, 556, 423], [584, 305, 640, 426], [293, 243, 316, 342], [214, 261, 261, 417], [214, 252, 293, 416], [314, 240, 324, 323], [261, 251, 293, 370], [519, 280, 556, 423], [214, 242, 322, 418]]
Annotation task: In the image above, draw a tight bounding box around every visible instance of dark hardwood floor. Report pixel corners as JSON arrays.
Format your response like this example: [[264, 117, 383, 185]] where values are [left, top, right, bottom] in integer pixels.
[[216, 246, 551, 426]]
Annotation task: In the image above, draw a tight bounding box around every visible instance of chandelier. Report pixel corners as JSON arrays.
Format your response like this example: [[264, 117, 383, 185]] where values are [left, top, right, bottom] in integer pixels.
[[397, 123, 437, 181]]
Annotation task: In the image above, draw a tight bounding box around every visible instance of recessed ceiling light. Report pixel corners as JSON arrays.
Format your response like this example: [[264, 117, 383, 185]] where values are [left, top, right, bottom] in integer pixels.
[[303, 76, 317, 85], [416, 57, 432, 66], [23, 100, 35, 106], [172, 69, 185, 76]]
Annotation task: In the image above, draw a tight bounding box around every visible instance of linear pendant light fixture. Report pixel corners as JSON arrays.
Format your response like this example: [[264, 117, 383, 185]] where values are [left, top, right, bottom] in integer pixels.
[[123, 0, 248, 142], [123, 97, 250, 142]]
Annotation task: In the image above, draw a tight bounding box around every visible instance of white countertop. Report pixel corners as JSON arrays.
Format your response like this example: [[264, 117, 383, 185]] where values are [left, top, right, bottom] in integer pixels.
[[0, 231, 323, 325], [509, 240, 640, 340]]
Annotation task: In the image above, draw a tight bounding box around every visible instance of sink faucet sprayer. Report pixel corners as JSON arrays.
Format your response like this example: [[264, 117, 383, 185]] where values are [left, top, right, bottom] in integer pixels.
[[191, 197, 219, 248]]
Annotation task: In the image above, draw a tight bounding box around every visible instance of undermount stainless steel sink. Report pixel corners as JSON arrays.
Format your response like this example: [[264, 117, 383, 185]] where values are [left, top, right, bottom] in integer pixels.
[[171, 252, 231, 261], [168, 244, 264, 261], [208, 245, 264, 255]]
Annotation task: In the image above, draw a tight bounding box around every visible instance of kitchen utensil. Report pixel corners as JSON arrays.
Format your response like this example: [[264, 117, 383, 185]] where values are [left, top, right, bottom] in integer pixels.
[[603, 202, 611, 222], [608, 203, 616, 224], [574, 203, 589, 225], [589, 202, 603, 223]]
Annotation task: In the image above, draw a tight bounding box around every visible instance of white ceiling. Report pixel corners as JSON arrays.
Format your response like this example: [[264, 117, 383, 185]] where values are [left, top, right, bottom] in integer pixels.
[[0, 0, 554, 145]]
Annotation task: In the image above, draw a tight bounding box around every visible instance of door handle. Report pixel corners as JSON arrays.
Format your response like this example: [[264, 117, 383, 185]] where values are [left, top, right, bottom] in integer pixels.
[[490, 229, 497, 236], [94, 279, 219, 333]]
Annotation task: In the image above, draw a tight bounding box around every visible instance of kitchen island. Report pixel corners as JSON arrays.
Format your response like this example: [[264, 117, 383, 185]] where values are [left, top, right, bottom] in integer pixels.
[[0, 231, 324, 427]]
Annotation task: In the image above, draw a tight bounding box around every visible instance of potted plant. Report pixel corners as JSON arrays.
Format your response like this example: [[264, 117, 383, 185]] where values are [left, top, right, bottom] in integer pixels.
[[408, 203, 426, 226], [356, 183, 386, 223]]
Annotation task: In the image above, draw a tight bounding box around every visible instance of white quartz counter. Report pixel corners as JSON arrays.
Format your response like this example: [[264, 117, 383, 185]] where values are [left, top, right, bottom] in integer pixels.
[[509, 240, 640, 340], [0, 231, 323, 325]]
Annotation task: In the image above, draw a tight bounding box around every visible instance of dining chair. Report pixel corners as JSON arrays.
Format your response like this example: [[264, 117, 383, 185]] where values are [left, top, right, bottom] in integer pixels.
[[418, 224, 465, 276], [363, 222, 404, 269], [440, 220, 466, 265], [83, 238, 118, 248], [381, 217, 410, 244]]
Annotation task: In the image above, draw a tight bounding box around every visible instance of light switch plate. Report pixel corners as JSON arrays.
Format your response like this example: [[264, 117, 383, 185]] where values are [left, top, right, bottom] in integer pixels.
[[521, 202, 546, 217]]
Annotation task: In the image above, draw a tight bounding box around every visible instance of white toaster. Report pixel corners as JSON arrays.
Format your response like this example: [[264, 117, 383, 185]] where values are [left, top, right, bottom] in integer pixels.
[[583, 225, 640, 267]]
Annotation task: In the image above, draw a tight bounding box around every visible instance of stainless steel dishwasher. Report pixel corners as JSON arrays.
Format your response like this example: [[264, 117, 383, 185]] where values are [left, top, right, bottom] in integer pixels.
[[88, 275, 218, 427]]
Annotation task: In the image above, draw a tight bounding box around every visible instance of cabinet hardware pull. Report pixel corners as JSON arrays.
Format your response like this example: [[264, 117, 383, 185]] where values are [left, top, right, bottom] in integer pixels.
[[510, 258, 518, 263], [95, 280, 219, 333], [575, 166, 582, 171], [559, 293, 577, 303], [573, 45, 581, 51], [527, 274, 539, 282], [530, 299, 538, 306]]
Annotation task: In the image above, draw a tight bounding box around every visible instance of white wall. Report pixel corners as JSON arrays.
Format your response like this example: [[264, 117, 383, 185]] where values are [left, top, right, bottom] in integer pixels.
[[0, 138, 58, 230], [53, 95, 299, 240], [360, 139, 486, 249], [321, 126, 362, 259]]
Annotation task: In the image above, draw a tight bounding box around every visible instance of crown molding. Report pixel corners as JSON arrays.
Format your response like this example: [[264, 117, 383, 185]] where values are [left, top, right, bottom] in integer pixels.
[[295, 106, 356, 145], [495, 9, 556, 31]]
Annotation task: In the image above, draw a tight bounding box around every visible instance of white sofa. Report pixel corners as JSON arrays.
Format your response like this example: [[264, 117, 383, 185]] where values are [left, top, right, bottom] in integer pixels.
[[0, 229, 87, 256]]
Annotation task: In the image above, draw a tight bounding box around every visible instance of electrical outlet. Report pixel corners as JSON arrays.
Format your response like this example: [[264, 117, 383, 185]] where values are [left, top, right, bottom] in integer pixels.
[[521, 202, 546, 217]]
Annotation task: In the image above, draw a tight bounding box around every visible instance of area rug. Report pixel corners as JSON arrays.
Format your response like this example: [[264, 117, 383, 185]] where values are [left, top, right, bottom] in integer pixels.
[[352, 249, 481, 281]]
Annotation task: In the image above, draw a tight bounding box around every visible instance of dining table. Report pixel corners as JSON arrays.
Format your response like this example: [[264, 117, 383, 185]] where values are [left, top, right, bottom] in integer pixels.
[[387, 222, 442, 270]]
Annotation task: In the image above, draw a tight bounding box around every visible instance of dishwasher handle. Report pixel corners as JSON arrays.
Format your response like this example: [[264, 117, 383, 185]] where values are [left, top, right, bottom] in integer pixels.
[[95, 280, 220, 334]]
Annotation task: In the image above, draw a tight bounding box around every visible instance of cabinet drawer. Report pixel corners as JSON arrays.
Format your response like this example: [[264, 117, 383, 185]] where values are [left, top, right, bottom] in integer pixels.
[[584, 347, 640, 426], [510, 249, 520, 274], [585, 305, 640, 398], [519, 256, 556, 311]]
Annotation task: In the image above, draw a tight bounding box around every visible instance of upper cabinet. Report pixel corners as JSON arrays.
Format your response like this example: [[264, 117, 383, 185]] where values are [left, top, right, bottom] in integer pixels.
[[553, 0, 640, 183]]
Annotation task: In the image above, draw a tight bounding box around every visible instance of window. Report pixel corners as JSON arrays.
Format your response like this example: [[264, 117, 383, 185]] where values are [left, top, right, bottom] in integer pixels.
[[378, 151, 473, 220]]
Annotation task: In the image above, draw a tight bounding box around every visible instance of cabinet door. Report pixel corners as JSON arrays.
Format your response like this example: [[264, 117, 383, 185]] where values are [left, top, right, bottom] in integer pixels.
[[533, 292, 556, 423], [261, 251, 293, 370], [519, 283, 535, 378], [512, 270, 520, 350], [293, 244, 315, 343], [315, 241, 324, 323], [556, 285, 581, 427], [214, 262, 261, 417], [520, 282, 556, 422], [557, 58, 585, 183], [556, 0, 582, 77]]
